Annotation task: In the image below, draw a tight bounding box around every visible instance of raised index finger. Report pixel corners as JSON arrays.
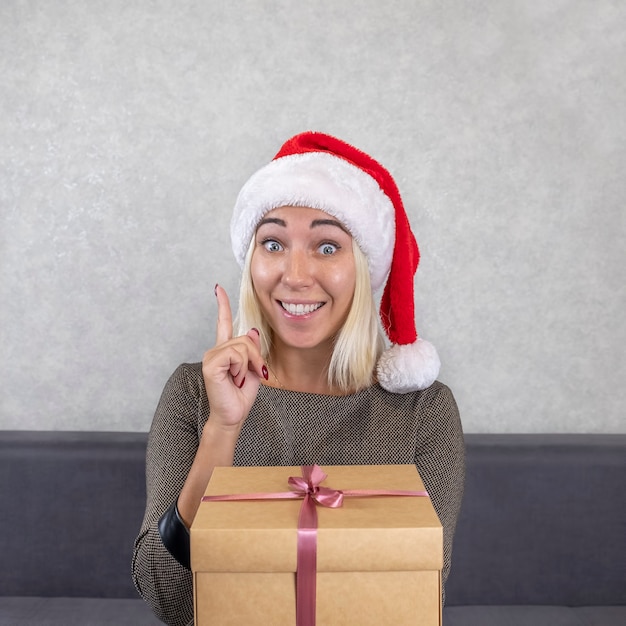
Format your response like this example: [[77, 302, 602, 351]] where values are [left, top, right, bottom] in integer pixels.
[[214, 284, 233, 345]]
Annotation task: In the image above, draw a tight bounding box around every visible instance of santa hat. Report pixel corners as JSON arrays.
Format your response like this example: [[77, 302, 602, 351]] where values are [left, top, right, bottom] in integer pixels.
[[230, 131, 440, 393]]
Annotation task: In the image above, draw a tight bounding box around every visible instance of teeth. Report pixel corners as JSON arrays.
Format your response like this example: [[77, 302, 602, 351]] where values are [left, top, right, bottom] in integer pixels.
[[281, 302, 323, 316]]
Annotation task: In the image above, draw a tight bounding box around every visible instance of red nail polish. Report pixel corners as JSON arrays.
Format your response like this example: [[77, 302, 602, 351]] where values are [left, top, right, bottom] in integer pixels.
[[236, 377, 245, 389], [262, 365, 268, 380], [214, 284, 219, 296], [251, 327, 260, 335]]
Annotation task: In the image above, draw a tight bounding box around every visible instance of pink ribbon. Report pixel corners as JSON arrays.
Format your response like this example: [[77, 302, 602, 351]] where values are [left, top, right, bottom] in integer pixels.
[[201, 465, 428, 626]]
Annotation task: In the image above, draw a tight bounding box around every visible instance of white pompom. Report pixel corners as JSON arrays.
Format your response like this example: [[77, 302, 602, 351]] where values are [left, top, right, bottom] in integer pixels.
[[376, 339, 441, 393]]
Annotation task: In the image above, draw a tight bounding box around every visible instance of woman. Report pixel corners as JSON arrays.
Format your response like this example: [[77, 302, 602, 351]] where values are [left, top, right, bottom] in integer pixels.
[[132, 132, 465, 626]]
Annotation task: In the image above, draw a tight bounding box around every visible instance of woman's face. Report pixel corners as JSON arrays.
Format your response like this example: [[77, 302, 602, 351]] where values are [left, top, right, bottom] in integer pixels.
[[250, 206, 356, 354]]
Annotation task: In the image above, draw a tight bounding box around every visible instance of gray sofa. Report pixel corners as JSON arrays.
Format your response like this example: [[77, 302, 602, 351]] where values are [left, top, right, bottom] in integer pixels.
[[1, 431, 624, 625]]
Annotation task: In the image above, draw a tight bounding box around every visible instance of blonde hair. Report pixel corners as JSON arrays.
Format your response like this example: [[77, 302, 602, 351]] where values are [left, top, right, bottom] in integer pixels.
[[234, 238, 385, 393]]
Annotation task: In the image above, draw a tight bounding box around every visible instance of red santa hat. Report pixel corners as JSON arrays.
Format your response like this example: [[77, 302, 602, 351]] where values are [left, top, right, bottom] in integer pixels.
[[230, 131, 440, 393]]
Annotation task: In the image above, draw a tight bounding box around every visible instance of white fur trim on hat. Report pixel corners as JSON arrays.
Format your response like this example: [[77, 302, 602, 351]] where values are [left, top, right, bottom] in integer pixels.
[[230, 151, 395, 291], [376, 339, 441, 393]]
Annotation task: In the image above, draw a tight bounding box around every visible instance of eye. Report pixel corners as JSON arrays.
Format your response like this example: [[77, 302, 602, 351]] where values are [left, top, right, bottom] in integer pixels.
[[319, 243, 339, 255], [262, 239, 283, 253]]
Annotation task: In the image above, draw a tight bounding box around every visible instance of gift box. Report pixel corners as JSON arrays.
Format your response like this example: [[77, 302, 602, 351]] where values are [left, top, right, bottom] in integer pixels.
[[191, 464, 442, 626]]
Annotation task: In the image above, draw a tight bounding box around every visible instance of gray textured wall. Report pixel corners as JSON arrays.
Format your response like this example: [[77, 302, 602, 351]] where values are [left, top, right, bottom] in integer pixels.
[[1, 1, 624, 433]]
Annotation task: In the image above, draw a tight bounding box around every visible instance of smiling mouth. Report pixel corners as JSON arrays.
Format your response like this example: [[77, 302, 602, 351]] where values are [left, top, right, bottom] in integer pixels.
[[279, 301, 324, 316]]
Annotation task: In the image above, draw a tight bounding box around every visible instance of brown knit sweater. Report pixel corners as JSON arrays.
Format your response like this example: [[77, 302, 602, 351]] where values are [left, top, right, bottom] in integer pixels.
[[133, 362, 465, 626]]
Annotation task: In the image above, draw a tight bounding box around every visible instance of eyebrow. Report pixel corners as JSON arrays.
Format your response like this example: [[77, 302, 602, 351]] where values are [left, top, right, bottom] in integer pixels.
[[311, 218, 350, 235], [256, 216, 349, 234], [257, 217, 286, 228]]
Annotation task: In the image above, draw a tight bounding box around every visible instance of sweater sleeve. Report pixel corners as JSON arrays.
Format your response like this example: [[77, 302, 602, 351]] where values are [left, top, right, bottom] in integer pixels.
[[413, 383, 465, 602], [132, 363, 205, 626]]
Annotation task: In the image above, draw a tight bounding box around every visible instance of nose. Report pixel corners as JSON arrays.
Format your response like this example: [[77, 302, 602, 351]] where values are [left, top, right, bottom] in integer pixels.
[[282, 249, 313, 288]]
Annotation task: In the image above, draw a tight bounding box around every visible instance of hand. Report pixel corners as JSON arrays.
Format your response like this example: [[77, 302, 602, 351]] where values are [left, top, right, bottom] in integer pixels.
[[201, 285, 267, 430]]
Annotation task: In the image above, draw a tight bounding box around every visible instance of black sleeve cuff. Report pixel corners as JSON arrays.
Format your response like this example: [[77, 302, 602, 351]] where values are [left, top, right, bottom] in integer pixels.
[[158, 500, 191, 570]]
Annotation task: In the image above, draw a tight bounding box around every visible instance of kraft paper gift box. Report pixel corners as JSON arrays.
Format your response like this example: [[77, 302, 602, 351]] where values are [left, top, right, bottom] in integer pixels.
[[191, 464, 443, 626]]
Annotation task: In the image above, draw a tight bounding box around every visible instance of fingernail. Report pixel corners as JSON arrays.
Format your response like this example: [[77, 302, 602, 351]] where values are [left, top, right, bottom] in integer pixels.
[[214, 284, 219, 296], [251, 327, 260, 335], [262, 365, 269, 380], [236, 377, 246, 389]]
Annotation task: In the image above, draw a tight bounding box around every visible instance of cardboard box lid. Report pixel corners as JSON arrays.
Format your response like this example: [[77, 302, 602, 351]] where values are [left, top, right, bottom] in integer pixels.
[[191, 464, 443, 573]]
